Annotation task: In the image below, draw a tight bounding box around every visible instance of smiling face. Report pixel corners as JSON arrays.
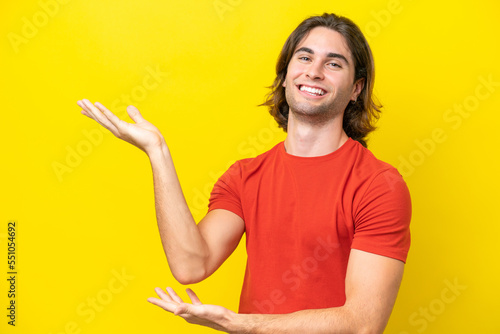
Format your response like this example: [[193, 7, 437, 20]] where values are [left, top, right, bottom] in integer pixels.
[[283, 26, 364, 124]]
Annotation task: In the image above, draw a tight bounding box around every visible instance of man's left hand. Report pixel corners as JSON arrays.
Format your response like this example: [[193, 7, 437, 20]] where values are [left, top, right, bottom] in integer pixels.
[[147, 287, 241, 333]]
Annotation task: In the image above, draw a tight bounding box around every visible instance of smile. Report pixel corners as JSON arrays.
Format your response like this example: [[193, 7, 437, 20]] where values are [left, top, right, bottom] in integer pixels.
[[298, 85, 326, 96]]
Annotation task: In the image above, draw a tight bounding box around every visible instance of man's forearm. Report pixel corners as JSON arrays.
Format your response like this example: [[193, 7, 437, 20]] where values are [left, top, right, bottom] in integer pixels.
[[234, 306, 380, 334], [148, 142, 210, 284], [149, 249, 402, 334]]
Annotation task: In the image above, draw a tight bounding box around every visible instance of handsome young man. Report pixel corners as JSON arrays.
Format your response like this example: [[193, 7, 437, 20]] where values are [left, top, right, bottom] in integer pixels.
[[78, 13, 411, 334]]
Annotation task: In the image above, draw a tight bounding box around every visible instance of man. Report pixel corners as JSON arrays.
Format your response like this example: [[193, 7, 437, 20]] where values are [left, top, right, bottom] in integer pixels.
[[78, 13, 411, 333]]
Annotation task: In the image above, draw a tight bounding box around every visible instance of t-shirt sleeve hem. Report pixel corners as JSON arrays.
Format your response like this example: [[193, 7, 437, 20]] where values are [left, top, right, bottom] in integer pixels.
[[208, 201, 244, 220], [350, 244, 408, 264]]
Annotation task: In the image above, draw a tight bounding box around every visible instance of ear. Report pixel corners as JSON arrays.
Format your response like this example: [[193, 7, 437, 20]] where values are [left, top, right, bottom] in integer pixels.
[[350, 77, 365, 102], [282, 80, 286, 88]]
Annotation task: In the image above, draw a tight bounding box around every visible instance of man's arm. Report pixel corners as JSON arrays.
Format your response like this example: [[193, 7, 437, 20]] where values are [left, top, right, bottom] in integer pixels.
[[147, 143, 245, 284], [77, 100, 245, 284], [148, 249, 404, 334]]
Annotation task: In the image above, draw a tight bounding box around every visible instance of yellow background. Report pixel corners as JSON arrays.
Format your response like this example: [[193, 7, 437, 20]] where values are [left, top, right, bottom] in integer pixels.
[[1, 0, 499, 333]]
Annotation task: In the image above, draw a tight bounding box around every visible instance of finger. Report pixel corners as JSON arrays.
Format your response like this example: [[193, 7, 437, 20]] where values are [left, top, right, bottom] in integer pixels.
[[80, 99, 120, 135], [79, 99, 99, 119], [94, 101, 125, 129], [154, 287, 175, 303], [147, 297, 177, 313], [79, 99, 109, 125], [166, 287, 184, 304], [80, 109, 91, 118], [77, 100, 93, 117], [92, 101, 122, 134], [186, 288, 203, 305], [76, 100, 85, 110], [126, 105, 145, 124], [78, 99, 103, 124]]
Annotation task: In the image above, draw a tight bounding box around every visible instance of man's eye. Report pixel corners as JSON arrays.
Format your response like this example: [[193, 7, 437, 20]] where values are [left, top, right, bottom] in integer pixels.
[[328, 63, 341, 68], [299, 56, 310, 61]]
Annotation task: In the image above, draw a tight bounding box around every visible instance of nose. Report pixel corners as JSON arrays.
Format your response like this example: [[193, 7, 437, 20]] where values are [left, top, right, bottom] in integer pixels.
[[306, 62, 324, 80]]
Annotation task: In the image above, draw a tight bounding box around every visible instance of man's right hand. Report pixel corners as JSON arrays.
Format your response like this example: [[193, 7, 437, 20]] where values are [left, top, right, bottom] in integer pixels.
[[77, 99, 165, 155], [77, 98, 245, 285]]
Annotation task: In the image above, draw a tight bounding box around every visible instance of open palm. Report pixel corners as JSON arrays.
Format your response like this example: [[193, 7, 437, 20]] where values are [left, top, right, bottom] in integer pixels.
[[77, 99, 165, 154], [147, 287, 237, 333]]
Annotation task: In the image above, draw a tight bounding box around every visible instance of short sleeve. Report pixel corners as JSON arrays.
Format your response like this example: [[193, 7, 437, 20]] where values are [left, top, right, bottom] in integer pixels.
[[208, 161, 244, 219], [351, 168, 412, 263]]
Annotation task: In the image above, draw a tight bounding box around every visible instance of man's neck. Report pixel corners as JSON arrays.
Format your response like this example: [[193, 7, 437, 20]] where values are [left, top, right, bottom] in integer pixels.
[[284, 112, 348, 157]]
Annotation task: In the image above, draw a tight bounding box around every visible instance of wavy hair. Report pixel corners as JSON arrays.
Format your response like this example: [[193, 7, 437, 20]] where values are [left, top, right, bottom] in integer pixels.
[[260, 13, 381, 147]]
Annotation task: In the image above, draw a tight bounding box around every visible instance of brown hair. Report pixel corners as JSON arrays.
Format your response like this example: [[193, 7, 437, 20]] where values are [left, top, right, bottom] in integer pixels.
[[260, 13, 381, 147]]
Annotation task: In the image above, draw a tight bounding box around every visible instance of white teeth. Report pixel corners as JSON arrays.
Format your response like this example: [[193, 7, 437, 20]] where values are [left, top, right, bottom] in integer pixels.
[[300, 85, 325, 96]]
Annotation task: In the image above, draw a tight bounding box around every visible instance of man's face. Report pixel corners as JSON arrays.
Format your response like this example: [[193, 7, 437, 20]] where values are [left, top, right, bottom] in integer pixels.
[[283, 27, 363, 122]]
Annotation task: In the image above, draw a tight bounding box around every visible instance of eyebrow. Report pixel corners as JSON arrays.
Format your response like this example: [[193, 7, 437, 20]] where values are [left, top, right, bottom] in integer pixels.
[[294, 47, 349, 65]]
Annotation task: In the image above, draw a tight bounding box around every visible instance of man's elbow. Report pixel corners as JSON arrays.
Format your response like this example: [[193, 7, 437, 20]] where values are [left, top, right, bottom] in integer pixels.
[[165, 251, 212, 285], [170, 266, 209, 285], [173, 273, 204, 285], [354, 317, 388, 334], [343, 307, 388, 334]]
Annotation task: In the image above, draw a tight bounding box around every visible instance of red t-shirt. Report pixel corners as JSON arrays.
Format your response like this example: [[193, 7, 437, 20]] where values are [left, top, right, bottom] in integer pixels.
[[208, 138, 411, 314]]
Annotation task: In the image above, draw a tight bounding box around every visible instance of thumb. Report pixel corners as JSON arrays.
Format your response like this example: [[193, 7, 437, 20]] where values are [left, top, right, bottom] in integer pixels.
[[126, 105, 145, 123], [186, 288, 203, 305]]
